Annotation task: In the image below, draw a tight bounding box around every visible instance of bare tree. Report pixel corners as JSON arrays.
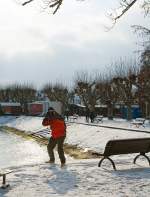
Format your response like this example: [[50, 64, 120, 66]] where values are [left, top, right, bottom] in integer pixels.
[[138, 47, 150, 118], [107, 0, 150, 28], [0, 88, 5, 102], [42, 82, 74, 114], [132, 25, 150, 64], [74, 71, 104, 115], [101, 75, 116, 120], [0, 83, 36, 113], [131, 25, 150, 118], [137, 65, 150, 118], [74, 70, 122, 120], [112, 59, 140, 120]]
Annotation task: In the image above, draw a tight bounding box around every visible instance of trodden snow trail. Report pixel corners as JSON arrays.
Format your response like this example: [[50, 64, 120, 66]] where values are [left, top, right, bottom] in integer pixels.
[[1, 157, 150, 197]]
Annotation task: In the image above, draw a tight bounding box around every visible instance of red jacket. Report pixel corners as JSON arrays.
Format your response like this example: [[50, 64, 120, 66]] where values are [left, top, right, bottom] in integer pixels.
[[42, 116, 66, 139]]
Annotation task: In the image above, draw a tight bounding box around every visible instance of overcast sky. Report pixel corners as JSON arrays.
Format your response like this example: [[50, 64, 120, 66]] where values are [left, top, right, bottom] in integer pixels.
[[0, 0, 149, 89]]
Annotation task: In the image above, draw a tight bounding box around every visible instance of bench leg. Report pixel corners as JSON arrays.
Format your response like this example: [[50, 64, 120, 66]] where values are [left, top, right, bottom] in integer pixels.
[[133, 153, 150, 165], [2, 174, 6, 185], [1, 174, 10, 189], [98, 156, 116, 170]]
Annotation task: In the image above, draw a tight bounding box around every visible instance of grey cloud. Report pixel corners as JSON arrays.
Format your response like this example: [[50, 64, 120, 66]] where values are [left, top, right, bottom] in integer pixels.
[[0, 34, 137, 89]]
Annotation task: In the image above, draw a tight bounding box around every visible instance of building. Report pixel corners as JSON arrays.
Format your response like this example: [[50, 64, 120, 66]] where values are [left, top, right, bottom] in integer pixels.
[[27, 101, 62, 116], [0, 102, 22, 115]]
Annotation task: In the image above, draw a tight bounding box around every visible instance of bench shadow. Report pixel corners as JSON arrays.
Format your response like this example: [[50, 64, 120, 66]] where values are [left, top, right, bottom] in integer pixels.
[[100, 161, 150, 179], [111, 165, 150, 180], [0, 163, 77, 196], [0, 185, 12, 196]]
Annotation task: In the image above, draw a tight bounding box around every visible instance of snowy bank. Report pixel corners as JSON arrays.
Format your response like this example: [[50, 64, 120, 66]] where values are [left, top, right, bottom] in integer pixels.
[[1, 115, 150, 153]]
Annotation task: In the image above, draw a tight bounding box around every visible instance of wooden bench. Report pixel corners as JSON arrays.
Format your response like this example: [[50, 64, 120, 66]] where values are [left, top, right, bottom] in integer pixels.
[[0, 170, 13, 189], [131, 118, 146, 128], [98, 138, 150, 170]]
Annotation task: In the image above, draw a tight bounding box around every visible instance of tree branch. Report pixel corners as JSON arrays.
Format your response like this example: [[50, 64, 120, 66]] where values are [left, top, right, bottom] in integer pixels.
[[49, 0, 63, 14], [114, 0, 137, 22], [22, 0, 63, 14], [22, 0, 34, 6]]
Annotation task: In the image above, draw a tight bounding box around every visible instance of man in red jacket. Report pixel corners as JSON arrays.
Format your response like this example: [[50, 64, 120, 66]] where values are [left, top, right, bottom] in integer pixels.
[[42, 107, 66, 167]]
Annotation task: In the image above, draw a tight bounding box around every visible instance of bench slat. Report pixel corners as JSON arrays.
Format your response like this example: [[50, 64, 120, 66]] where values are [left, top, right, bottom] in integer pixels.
[[0, 170, 13, 176], [104, 138, 150, 156]]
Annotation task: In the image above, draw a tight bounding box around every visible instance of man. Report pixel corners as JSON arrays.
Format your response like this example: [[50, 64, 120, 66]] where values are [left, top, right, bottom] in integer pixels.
[[42, 107, 66, 167]]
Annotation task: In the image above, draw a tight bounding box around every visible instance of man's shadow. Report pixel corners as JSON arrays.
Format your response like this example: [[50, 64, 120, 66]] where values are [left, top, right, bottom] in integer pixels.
[[47, 165, 77, 194]]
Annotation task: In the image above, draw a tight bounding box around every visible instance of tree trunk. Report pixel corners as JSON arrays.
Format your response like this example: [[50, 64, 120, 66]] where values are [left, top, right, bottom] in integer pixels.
[[127, 104, 132, 120], [107, 103, 113, 120]]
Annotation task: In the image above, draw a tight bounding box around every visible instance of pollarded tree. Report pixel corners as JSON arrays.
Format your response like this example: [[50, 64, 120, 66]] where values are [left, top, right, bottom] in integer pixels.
[[0, 83, 36, 104], [132, 25, 150, 118], [74, 71, 105, 115], [100, 78, 116, 120], [133, 25, 150, 66], [138, 64, 150, 118], [0, 88, 5, 102], [138, 46, 150, 118], [112, 59, 140, 120], [0, 83, 36, 113], [42, 82, 74, 115]]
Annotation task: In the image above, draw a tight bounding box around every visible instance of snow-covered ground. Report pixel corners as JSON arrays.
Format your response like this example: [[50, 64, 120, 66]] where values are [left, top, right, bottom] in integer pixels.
[[0, 115, 150, 197]]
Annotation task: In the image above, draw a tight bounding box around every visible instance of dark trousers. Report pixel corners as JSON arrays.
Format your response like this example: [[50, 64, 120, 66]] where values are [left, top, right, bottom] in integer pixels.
[[47, 136, 66, 164]]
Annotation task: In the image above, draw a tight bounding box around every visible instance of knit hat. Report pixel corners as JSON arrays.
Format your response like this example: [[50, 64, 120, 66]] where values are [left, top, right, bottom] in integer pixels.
[[48, 107, 54, 111]]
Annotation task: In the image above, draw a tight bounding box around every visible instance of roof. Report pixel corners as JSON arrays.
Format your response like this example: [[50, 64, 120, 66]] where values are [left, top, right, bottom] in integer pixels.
[[0, 102, 21, 107]]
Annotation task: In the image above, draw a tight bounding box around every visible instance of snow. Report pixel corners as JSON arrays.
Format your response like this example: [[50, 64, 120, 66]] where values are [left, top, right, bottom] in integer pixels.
[[0, 102, 21, 106], [0, 115, 150, 196]]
